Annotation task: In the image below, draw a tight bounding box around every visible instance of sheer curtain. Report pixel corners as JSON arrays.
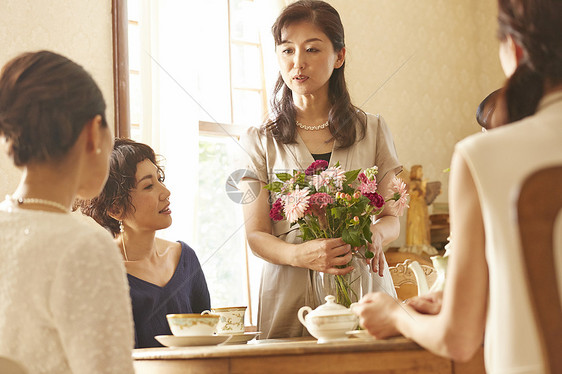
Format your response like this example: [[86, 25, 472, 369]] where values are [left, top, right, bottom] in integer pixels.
[[130, 0, 286, 324], [135, 0, 231, 244]]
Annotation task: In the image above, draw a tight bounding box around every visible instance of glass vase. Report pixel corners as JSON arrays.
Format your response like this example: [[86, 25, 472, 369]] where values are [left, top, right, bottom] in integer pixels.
[[313, 256, 373, 308]]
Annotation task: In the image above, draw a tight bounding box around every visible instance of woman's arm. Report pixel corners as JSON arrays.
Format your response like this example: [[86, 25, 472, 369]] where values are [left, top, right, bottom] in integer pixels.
[[405, 291, 444, 315], [241, 179, 353, 275], [354, 150, 488, 362]]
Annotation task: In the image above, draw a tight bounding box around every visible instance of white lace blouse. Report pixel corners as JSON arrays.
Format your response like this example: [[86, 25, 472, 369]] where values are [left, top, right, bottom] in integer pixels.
[[0, 205, 135, 373]]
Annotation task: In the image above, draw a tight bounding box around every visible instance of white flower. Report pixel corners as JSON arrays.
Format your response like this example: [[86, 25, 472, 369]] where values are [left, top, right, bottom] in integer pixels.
[[311, 174, 329, 190], [313, 166, 345, 190], [364, 166, 379, 180]]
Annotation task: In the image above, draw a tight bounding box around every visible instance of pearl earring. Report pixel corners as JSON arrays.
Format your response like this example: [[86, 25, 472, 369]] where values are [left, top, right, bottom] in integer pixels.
[[95, 148, 101, 155], [119, 220, 129, 262]]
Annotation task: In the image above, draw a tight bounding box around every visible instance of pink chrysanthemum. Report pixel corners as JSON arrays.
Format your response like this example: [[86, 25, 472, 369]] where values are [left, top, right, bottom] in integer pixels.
[[305, 160, 329, 176], [269, 198, 285, 221], [282, 186, 311, 223], [387, 176, 409, 216]]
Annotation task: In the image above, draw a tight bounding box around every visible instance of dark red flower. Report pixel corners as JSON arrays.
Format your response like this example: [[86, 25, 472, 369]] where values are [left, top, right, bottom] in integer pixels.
[[269, 198, 285, 221], [305, 160, 329, 176], [364, 192, 385, 208], [358, 172, 368, 184]]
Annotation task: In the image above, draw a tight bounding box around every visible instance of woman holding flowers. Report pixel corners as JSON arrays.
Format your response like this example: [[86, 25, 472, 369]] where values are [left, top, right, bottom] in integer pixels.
[[353, 0, 562, 372], [80, 139, 210, 348], [240, 0, 405, 339]]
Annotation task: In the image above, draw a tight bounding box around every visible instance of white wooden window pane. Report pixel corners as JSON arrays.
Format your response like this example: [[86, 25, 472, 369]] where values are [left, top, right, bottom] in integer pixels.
[[231, 44, 261, 89], [127, 0, 141, 21], [230, 0, 259, 43], [128, 23, 141, 73], [193, 3, 232, 124], [199, 121, 246, 138], [129, 73, 142, 127], [233, 89, 263, 125], [198, 137, 248, 311]]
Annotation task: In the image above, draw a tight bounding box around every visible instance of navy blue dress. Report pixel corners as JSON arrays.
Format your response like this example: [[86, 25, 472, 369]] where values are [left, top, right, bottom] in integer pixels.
[[127, 241, 211, 348]]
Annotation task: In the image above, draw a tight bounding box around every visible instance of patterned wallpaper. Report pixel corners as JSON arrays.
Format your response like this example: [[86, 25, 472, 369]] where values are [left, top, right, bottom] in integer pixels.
[[332, 0, 505, 206], [0, 0, 114, 198], [331, 0, 505, 246]]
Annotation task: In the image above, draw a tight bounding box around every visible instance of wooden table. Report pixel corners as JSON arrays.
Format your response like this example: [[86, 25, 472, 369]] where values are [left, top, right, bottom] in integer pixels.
[[133, 336, 485, 374]]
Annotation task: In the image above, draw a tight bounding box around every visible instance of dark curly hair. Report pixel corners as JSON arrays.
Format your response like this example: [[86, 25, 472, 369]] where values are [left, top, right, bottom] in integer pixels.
[[497, 0, 562, 124], [0, 50, 107, 166], [266, 0, 366, 148], [79, 138, 164, 237]]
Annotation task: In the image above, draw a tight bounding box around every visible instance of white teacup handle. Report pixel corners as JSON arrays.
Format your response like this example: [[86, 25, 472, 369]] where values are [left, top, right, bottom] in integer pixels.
[[297, 306, 312, 327], [201, 310, 212, 315]]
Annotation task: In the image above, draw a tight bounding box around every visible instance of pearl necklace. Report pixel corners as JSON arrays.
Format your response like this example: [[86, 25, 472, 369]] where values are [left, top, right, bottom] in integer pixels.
[[6, 195, 68, 213], [296, 120, 329, 131]]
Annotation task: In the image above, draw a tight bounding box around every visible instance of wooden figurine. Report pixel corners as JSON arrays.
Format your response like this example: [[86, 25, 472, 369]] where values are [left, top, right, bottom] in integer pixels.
[[400, 165, 440, 256]]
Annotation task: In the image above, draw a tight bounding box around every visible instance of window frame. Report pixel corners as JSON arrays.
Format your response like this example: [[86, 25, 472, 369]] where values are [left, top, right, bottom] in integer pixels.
[[112, 0, 131, 138], [111, 0, 269, 325]]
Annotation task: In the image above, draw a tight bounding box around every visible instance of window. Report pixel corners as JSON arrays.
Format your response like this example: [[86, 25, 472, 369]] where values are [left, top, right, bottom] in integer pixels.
[[122, 0, 283, 325]]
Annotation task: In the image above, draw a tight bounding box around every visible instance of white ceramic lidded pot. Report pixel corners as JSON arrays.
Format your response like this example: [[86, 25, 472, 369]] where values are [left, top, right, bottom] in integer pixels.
[[297, 295, 358, 343]]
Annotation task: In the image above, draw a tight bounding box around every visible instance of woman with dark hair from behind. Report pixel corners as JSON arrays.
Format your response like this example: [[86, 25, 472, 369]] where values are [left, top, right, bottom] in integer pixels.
[[352, 0, 562, 372], [240, 0, 402, 339], [0, 51, 134, 373], [80, 138, 210, 348]]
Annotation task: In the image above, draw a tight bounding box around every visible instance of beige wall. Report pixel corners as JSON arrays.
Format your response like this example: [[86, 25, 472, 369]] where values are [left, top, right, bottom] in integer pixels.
[[331, 0, 505, 247], [333, 0, 505, 206], [0, 0, 114, 198]]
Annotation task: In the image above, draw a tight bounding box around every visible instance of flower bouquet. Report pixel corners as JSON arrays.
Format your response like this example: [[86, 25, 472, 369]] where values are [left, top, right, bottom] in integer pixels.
[[265, 160, 408, 307]]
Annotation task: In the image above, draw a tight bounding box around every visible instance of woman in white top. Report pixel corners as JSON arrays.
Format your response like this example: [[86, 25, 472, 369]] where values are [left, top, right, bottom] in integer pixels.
[[0, 51, 135, 373], [352, 1, 562, 373]]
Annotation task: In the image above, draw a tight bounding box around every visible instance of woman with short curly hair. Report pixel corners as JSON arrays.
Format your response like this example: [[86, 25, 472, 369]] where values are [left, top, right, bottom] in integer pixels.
[[80, 138, 211, 348]]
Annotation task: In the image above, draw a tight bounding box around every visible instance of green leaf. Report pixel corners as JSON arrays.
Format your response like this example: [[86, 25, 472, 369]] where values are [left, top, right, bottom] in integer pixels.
[[344, 169, 361, 184], [276, 173, 293, 182], [264, 181, 284, 193], [342, 229, 353, 246], [351, 232, 363, 248], [331, 207, 345, 219], [342, 226, 362, 248], [299, 225, 314, 242]]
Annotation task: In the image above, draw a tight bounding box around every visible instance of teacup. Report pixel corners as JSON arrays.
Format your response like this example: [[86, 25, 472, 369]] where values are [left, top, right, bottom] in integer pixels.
[[203, 306, 247, 335], [166, 313, 219, 336]]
